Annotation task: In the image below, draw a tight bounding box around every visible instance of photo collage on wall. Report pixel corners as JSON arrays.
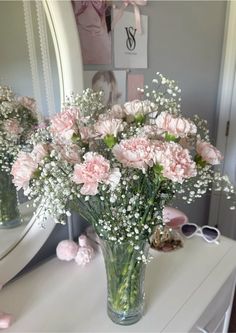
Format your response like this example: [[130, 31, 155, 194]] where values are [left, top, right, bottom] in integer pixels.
[[72, 0, 148, 106]]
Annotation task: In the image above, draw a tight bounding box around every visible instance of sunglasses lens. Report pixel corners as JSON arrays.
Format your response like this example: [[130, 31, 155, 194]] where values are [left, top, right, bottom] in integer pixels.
[[202, 227, 219, 241], [181, 224, 197, 237]]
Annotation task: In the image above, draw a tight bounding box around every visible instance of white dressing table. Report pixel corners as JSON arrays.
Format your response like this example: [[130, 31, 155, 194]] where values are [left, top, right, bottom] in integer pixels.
[[0, 236, 236, 333]]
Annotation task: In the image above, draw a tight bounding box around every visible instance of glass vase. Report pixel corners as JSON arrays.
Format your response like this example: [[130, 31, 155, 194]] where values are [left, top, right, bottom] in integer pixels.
[[0, 170, 21, 228], [100, 237, 150, 325]]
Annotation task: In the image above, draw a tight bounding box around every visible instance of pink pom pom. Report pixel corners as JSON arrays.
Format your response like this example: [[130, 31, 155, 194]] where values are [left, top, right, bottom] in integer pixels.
[[0, 312, 13, 329], [78, 235, 89, 247], [85, 226, 101, 252], [75, 246, 94, 266], [56, 240, 79, 261]]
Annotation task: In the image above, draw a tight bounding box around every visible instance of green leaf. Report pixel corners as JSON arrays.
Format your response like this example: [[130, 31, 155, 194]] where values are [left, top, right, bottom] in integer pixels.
[[134, 113, 145, 124], [194, 154, 207, 168], [164, 132, 179, 142], [104, 134, 117, 148], [71, 133, 81, 144]]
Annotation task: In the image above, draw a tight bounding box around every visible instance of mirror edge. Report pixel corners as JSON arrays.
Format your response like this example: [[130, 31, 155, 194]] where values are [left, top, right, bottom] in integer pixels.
[[43, 0, 84, 101], [0, 0, 83, 284]]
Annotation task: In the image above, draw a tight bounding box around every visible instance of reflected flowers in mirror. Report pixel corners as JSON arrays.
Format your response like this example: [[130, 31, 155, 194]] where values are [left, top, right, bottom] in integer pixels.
[[0, 85, 38, 228], [0, 85, 38, 174]]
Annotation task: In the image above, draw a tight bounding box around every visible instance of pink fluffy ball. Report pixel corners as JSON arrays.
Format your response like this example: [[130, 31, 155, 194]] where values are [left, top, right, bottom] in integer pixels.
[[75, 247, 94, 266], [56, 240, 79, 261]]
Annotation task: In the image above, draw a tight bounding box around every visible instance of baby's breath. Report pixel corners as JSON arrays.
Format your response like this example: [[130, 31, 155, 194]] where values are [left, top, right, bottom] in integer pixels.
[[9, 75, 235, 261]]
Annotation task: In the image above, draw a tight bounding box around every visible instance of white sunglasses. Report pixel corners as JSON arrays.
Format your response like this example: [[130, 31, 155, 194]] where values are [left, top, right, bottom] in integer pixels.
[[180, 223, 220, 244]]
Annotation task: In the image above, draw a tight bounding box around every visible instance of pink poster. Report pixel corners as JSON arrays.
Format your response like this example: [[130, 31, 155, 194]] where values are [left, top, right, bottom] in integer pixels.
[[127, 74, 144, 101], [72, 1, 112, 65]]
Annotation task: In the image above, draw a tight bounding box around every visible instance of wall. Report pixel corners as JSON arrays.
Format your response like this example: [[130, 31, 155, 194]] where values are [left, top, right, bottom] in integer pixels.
[[84, 0, 226, 226]]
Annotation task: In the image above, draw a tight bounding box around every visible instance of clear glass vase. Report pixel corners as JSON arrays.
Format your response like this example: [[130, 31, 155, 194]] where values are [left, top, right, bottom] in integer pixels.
[[0, 170, 21, 228], [100, 238, 150, 325]]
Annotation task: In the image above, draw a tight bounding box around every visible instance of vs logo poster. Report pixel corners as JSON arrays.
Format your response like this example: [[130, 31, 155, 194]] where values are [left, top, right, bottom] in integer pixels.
[[114, 9, 148, 68]]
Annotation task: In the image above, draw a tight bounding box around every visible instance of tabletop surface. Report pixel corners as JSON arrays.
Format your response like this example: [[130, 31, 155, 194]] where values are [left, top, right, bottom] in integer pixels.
[[0, 236, 236, 333]]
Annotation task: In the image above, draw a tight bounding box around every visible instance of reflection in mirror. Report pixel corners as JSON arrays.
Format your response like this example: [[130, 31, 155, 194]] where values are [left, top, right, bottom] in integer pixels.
[[0, 1, 60, 260]]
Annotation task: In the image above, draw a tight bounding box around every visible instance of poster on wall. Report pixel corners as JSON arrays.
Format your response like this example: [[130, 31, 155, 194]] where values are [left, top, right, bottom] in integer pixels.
[[113, 9, 148, 68], [84, 70, 126, 107], [72, 1, 112, 65]]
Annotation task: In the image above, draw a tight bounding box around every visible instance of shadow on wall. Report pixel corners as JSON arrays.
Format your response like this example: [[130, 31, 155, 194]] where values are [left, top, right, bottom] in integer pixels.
[[173, 196, 211, 227]]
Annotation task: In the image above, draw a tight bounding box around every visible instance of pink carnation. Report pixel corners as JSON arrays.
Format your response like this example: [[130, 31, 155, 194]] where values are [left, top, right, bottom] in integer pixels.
[[137, 125, 164, 139], [31, 144, 48, 163], [152, 141, 197, 183], [124, 100, 152, 117], [94, 119, 124, 138], [72, 152, 111, 195], [196, 140, 223, 165], [154, 112, 197, 138], [110, 104, 126, 119], [18, 96, 36, 112], [79, 126, 95, 142], [112, 137, 153, 171], [3, 119, 23, 136], [11, 152, 38, 191], [50, 107, 80, 141], [98, 105, 125, 121], [55, 144, 81, 164]]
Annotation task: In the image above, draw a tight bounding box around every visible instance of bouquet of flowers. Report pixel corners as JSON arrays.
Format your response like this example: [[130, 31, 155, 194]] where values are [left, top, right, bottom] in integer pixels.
[[10, 73, 235, 324], [0, 85, 38, 173], [11, 73, 234, 234], [0, 85, 38, 228]]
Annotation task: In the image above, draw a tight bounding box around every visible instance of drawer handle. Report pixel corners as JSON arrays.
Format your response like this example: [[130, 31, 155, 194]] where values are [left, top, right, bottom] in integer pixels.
[[197, 327, 209, 333]]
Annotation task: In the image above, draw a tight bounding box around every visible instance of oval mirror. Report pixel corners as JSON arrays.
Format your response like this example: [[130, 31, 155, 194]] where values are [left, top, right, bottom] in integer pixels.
[[0, 0, 83, 284]]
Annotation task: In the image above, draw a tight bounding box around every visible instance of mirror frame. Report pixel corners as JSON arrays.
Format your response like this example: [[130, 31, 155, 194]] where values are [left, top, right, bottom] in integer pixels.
[[0, 0, 83, 284]]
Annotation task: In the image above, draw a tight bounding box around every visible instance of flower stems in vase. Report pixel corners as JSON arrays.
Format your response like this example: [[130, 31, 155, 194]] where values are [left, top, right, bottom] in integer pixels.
[[100, 238, 149, 325], [0, 170, 21, 228]]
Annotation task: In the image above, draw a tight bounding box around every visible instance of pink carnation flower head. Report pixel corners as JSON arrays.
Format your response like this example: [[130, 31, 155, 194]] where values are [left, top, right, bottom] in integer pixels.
[[110, 104, 126, 119], [31, 144, 48, 163], [18, 96, 36, 113], [196, 140, 223, 165], [79, 126, 94, 142], [137, 125, 164, 140], [98, 104, 125, 121], [11, 152, 38, 191], [50, 107, 80, 141], [124, 100, 152, 117], [154, 112, 197, 138], [152, 141, 197, 183], [94, 119, 125, 138], [4, 119, 23, 136], [55, 144, 81, 164], [112, 137, 153, 172], [72, 152, 111, 195]]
